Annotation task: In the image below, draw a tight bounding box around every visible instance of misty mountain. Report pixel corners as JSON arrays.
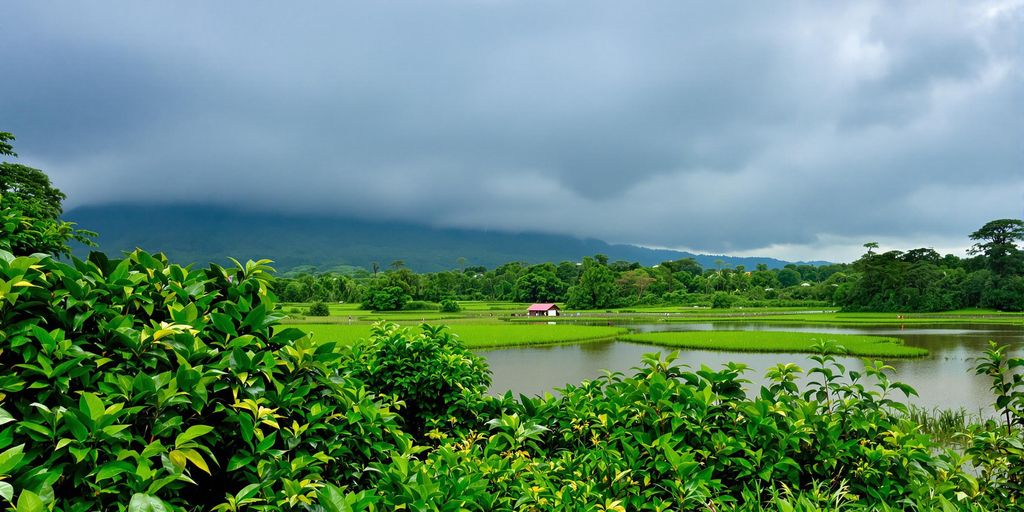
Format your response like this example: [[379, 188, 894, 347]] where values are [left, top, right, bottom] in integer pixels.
[[66, 204, 830, 273]]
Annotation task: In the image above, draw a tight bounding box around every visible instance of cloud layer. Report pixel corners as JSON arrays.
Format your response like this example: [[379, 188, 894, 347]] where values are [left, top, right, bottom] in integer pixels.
[[2, 1, 1022, 261]]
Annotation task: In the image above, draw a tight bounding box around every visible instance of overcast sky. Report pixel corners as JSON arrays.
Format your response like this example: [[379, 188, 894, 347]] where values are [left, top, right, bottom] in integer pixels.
[[2, 1, 1021, 262]]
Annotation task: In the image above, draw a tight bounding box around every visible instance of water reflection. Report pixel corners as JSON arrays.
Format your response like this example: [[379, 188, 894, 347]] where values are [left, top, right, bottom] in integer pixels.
[[477, 323, 1023, 412]]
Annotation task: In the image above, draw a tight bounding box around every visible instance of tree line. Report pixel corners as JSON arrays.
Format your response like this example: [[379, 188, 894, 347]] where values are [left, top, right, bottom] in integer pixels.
[[272, 218, 1024, 312]]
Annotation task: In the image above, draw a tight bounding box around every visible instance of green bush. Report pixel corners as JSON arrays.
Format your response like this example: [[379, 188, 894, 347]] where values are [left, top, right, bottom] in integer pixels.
[[343, 323, 490, 437], [401, 300, 436, 311], [0, 250, 406, 510], [439, 299, 461, 313], [306, 300, 330, 316], [712, 292, 735, 308]]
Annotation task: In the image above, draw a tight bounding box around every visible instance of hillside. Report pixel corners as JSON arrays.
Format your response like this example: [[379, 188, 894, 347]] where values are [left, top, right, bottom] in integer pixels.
[[66, 204, 829, 272]]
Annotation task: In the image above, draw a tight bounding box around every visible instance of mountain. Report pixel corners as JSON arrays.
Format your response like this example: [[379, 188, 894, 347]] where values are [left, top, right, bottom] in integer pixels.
[[65, 204, 830, 273]]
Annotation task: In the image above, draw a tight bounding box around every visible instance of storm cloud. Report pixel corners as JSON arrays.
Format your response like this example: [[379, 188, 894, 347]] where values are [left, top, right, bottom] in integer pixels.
[[2, 1, 1021, 261]]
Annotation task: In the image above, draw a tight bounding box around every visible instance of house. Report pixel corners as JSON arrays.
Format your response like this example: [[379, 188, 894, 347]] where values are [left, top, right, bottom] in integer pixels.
[[527, 303, 561, 317]]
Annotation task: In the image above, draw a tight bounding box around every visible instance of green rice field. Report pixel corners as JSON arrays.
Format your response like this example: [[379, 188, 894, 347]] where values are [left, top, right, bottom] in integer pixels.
[[284, 322, 627, 349], [618, 330, 929, 357]]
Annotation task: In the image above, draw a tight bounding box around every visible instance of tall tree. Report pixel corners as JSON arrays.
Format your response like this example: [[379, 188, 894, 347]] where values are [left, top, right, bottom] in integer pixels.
[[0, 132, 94, 255], [567, 257, 617, 309], [969, 219, 1024, 277]]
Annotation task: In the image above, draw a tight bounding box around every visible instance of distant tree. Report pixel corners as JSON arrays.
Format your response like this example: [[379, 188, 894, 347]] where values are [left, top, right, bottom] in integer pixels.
[[362, 285, 409, 311], [0, 132, 15, 157], [777, 268, 802, 288], [567, 257, 617, 309], [512, 266, 565, 303], [371, 261, 380, 275], [0, 131, 94, 255], [969, 219, 1024, 277], [616, 269, 656, 302], [863, 242, 879, 256]]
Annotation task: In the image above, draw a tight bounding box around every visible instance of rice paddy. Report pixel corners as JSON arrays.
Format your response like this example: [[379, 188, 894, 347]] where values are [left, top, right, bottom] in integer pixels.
[[283, 322, 627, 349], [618, 330, 929, 357]]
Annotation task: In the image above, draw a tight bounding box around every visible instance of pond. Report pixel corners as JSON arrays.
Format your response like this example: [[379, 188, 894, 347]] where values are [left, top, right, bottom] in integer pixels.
[[475, 323, 1024, 413]]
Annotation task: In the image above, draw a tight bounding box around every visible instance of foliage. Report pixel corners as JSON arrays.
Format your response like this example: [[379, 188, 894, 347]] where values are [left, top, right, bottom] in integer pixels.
[[0, 250, 405, 510], [969, 219, 1024, 277], [318, 341, 995, 511], [620, 331, 928, 357], [0, 133, 95, 257], [567, 257, 618, 309], [711, 292, 735, 309], [439, 299, 461, 313], [306, 300, 330, 316], [360, 282, 410, 311], [964, 342, 1024, 506], [342, 323, 491, 437]]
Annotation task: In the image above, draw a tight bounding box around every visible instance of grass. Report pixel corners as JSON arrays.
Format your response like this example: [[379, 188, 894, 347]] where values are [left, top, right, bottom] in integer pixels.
[[283, 322, 627, 349], [902, 406, 980, 445], [618, 331, 929, 357]]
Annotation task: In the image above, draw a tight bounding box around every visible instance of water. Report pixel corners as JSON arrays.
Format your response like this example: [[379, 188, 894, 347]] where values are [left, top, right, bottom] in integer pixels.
[[475, 323, 1024, 412]]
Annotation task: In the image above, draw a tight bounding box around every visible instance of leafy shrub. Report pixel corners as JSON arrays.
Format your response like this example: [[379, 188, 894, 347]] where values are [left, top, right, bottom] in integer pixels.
[[306, 300, 330, 316], [343, 323, 490, 437], [360, 285, 409, 311], [966, 342, 1024, 504], [0, 250, 406, 510], [439, 299, 461, 313], [711, 292, 735, 308], [322, 342, 986, 511], [401, 300, 436, 311]]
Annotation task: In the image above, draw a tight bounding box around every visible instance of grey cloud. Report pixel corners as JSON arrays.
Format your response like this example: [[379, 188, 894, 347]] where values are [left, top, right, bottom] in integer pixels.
[[1, 1, 1021, 260]]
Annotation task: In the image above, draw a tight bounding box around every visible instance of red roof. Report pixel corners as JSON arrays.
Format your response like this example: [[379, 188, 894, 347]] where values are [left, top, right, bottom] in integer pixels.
[[528, 303, 559, 311]]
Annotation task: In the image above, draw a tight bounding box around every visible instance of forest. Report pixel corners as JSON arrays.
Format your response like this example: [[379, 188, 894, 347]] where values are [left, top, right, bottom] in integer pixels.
[[273, 221, 1024, 313]]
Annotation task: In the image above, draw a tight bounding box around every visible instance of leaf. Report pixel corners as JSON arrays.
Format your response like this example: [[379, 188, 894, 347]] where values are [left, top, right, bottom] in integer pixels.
[[0, 408, 14, 426], [318, 484, 351, 512], [168, 450, 187, 470], [15, 490, 43, 512], [175, 425, 214, 448], [180, 448, 211, 475], [227, 455, 253, 472], [0, 482, 12, 502], [80, 392, 105, 421], [0, 444, 25, 475], [128, 493, 170, 512]]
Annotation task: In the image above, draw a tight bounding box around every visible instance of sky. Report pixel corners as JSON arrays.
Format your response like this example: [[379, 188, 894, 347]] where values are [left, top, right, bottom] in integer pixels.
[[1, 1, 1022, 262]]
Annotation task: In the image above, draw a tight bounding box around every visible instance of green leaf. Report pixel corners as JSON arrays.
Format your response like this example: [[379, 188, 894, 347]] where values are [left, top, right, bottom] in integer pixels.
[[80, 392, 105, 421], [0, 444, 25, 475], [227, 455, 253, 471], [318, 484, 351, 512], [175, 425, 214, 448], [0, 407, 14, 426], [128, 493, 170, 512], [15, 490, 44, 512], [0, 481, 12, 502]]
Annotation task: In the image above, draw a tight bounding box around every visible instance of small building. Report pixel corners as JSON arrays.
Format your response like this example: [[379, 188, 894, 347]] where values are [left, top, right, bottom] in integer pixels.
[[527, 303, 561, 317]]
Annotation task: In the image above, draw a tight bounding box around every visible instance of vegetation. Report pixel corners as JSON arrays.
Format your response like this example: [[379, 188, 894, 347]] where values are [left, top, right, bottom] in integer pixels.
[[267, 219, 1024, 314], [306, 301, 330, 316], [0, 133, 94, 256], [2, 133, 1022, 510], [619, 331, 928, 357], [439, 298, 461, 313], [283, 323, 627, 348]]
